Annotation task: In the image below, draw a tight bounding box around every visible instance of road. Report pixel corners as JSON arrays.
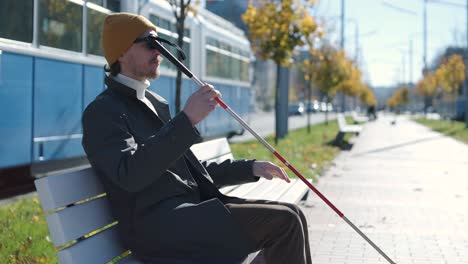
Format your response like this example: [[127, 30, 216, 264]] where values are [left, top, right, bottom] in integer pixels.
[[229, 111, 337, 143]]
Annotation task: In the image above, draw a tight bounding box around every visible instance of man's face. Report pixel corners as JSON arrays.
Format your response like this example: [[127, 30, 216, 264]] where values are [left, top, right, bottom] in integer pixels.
[[119, 30, 163, 81]]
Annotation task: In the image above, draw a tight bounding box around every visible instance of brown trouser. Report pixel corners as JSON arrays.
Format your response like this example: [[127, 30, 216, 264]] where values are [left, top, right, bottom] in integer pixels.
[[222, 197, 312, 264]]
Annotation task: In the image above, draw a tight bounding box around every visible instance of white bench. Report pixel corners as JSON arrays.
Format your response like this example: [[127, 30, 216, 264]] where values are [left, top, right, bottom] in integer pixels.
[[335, 114, 362, 145], [34, 138, 311, 264], [351, 111, 369, 123]]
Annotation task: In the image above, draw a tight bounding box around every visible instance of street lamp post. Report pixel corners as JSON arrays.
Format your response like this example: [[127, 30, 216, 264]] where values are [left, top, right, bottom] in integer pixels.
[[409, 36, 414, 84], [423, 0, 428, 73], [338, 11, 377, 111], [340, 0, 346, 112], [465, 0, 468, 127], [423, 0, 431, 114], [339, 0, 360, 112], [340, 0, 345, 50]]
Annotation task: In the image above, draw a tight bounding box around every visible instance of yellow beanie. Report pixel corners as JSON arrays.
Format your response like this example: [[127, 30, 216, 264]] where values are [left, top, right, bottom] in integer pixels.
[[102, 13, 157, 66]]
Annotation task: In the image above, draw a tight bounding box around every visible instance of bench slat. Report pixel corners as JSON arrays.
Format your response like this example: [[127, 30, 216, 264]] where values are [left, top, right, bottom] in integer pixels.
[[220, 185, 241, 195], [57, 225, 133, 264], [229, 179, 310, 204], [190, 138, 231, 161], [352, 111, 369, 123], [46, 196, 115, 247], [276, 179, 311, 204], [242, 179, 282, 199], [227, 178, 266, 198], [258, 179, 298, 201], [337, 114, 362, 133], [35, 167, 104, 212]]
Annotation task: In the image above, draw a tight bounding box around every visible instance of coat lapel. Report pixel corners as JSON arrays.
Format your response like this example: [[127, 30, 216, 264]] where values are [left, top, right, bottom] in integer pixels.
[[145, 91, 171, 123], [105, 77, 169, 125], [144, 92, 212, 180]]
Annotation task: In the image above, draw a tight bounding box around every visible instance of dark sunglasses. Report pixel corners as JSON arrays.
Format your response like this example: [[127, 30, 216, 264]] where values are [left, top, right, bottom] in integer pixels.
[[133, 35, 186, 61]]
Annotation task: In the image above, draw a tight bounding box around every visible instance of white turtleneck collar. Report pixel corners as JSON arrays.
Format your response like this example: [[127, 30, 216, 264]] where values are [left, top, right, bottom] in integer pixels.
[[110, 74, 159, 116], [112, 74, 151, 100]]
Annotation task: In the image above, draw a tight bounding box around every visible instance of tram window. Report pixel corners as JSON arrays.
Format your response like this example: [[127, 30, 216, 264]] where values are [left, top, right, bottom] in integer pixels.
[[206, 48, 219, 78], [150, 14, 190, 70], [87, 0, 120, 12], [39, 0, 82, 52], [106, 0, 120, 12], [162, 34, 191, 69], [206, 47, 225, 79], [206, 49, 216, 77], [150, 15, 163, 31], [241, 61, 249, 81], [207, 37, 216, 47], [87, 0, 104, 5], [206, 37, 251, 81], [220, 42, 230, 52], [157, 31, 176, 70], [182, 39, 190, 68], [0, 0, 33, 43], [87, 8, 106, 56], [150, 15, 174, 31], [232, 56, 240, 81], [221, 53, 231, 78], [160, 19, 172, 31]]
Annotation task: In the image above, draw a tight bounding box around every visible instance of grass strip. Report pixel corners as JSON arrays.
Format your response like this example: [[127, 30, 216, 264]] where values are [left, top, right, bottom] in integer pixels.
[[414, 118, 468, 144]]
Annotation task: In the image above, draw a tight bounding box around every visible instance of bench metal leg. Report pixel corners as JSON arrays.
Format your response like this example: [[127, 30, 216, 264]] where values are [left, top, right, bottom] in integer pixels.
[[334, 131, 345, 145]]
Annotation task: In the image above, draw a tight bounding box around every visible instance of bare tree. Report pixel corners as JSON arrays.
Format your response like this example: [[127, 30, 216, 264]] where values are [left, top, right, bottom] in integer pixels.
[[167, 0, 192, 113]]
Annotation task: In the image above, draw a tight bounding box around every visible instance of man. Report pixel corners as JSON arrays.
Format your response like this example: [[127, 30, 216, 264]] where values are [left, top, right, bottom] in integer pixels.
[[82, 13, 311, 264]]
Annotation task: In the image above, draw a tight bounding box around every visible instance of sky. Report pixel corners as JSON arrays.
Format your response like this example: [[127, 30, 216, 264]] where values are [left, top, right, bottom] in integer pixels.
[[311, 0, 467, 88], [201, 0, 467, 88]]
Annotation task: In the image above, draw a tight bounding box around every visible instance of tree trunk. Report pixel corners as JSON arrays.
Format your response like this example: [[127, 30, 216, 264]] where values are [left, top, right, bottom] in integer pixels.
[[325, 96, 329, 125], [174, 1, 186, 113], [423, 95, 430, 115], [175, 71, 182, 113], [275, 64, 280, 145], [307, 80, 312, 133]]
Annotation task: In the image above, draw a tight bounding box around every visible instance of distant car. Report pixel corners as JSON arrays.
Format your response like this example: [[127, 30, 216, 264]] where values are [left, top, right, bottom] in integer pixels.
[[319, 101, 333, 112], [320, 102, 327, 112], [288, 102, 305, 116], [304, 100, 320, 113]]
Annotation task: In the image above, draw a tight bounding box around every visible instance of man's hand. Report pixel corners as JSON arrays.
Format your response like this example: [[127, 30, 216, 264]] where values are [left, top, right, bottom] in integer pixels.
[[252, 161, 290, 183], [183, 84, 221, 125]]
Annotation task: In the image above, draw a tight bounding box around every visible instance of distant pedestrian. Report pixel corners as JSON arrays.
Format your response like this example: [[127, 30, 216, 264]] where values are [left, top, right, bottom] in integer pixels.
[[367, 105, 377, 121]]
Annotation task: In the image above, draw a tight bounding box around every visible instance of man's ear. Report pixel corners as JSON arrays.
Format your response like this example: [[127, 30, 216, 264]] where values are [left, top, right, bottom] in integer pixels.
[[118, 52, 127, 64], [118, 47, 132, 64]]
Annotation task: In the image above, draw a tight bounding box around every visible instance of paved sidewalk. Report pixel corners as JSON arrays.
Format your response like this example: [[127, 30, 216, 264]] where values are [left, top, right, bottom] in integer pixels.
[[300, 114, 468, 264]]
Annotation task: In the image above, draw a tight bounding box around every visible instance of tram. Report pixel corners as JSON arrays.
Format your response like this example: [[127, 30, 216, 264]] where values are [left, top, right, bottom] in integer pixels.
[[0, 0, 253, 175]]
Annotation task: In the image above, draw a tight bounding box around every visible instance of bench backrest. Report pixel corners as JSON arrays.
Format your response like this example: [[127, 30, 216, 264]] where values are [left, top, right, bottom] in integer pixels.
[[189, 137, 233, 163], [34, 138, 232, 264], [351, 111, 359, 120], [337, 114, 347, 129], [352, 111, 369, 123]]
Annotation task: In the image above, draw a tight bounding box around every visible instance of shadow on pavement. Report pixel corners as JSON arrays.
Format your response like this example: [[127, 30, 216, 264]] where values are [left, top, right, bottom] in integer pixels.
[[351, 135, 447, 157], [327, 139, 354, 151]]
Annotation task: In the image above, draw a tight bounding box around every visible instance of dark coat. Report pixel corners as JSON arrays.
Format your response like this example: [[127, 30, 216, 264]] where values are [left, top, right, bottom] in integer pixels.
[[82, 77, 259, 263]]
